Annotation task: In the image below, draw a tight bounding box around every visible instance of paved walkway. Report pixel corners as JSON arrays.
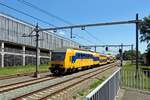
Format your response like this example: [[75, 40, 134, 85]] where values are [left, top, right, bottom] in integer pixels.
[[116, 88, 150, 100]]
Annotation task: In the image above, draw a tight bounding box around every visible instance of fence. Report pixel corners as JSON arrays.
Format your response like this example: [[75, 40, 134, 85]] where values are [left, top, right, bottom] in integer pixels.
[[121, 69, 150, 91], [84, 68, 121, 100]]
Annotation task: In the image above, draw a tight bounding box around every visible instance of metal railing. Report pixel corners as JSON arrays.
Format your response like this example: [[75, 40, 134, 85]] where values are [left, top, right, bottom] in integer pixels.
[[84, 68, 121, 100], [121, 69, 150, 91]]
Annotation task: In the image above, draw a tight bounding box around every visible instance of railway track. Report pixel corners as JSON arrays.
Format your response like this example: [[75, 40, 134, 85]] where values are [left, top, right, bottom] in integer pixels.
[[0, 71, 49, 80], [0, 74, 55, 93], [13, 62, 118, 100]]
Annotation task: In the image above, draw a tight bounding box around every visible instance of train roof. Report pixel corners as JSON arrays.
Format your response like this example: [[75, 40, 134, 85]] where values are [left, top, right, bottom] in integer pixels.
[[52, 48, 113, 57], [99, 53, 107, 56], [52, 47, 92, 52]]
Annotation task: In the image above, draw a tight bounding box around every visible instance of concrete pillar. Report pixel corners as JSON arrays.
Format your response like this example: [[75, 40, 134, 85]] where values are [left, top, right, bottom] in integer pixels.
[[22, 46, 25, 66], [1, 42, 4, 68]]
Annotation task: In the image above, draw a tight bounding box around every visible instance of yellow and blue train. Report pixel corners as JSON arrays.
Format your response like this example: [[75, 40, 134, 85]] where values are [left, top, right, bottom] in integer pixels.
[[49, 48, 115, 75]]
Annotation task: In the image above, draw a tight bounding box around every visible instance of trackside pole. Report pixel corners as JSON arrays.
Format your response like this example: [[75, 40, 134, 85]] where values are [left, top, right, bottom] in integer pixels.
[[34, 23, 40, 78], [135, 13, 139, 78]]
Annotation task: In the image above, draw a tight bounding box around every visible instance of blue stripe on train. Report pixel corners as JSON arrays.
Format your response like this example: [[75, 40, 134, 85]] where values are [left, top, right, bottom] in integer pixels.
[[72, 52, 99, 63]]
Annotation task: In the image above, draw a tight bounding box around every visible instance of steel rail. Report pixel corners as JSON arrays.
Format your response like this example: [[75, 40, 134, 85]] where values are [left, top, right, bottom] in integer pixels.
[[13, 62, 118, 100], [0, 71, 49, 80], [0, 74, 55, 93], [41, 65, 116, 100]]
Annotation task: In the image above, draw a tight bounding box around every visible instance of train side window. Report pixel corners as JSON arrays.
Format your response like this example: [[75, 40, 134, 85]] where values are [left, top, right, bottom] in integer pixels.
[[78, 53, 80, 58], [88, 54, 90, 58], [80, 54, 82, 59], [80, 53, 82, 59]]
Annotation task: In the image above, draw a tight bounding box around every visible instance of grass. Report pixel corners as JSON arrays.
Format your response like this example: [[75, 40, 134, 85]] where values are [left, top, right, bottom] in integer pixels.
[[122, 61, 137, 71], [89, 78, 104, 90], [123, 61, 150, 71], [142, 66, 150, 70], [73, 77, 105, 99], [79, 78, 104, 96], [122, 61, 150, 91], [0, 64, 49, 76]]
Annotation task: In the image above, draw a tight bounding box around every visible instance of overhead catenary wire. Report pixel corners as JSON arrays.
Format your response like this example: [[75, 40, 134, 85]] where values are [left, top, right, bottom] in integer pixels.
[[0, 2, 55, 27], [17, 0, 101, 44], [0, 2, 66, 35], [83, 29, 106, 44], [17, 0, 73, 25], [75, 34, 96, 45], [2, 1, 139, 74], [0, 1, 96, 45], [0, 2, 73, 40]]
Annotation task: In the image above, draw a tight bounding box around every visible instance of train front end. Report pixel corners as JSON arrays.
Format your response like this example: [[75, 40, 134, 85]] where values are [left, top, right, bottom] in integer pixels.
[[49, 50, 66, 75]]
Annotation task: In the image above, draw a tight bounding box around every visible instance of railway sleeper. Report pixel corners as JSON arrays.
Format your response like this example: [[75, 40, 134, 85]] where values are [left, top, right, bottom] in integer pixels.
[[49, 68, 107, 100]]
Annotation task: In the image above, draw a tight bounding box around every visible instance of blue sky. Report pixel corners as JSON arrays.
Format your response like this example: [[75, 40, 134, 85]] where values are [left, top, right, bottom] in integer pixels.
[[0, 0, 150, 54]]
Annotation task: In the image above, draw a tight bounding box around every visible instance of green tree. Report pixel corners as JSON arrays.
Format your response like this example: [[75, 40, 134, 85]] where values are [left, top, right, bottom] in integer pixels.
[[123, 50, 141, 60], [140, 15, 150, 50]]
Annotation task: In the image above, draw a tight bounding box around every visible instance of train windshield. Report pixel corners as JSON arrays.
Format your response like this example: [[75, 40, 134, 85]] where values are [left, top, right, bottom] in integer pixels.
[[51, 52, 66, 61]]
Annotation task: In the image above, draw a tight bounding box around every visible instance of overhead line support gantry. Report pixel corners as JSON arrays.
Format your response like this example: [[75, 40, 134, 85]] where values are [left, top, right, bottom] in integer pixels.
[[34, 14, 141, 78]]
